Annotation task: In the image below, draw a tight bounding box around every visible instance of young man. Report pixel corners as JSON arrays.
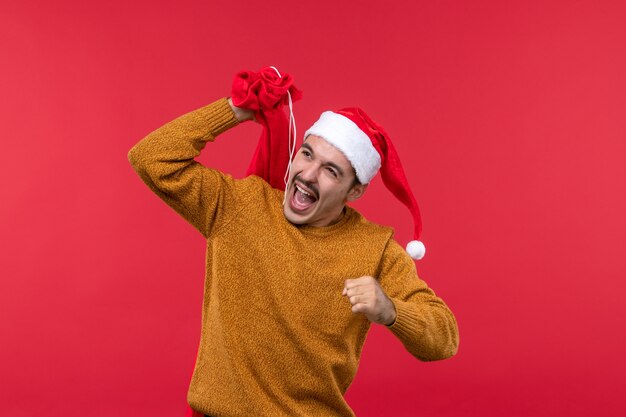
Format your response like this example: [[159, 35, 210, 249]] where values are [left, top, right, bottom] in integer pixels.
[[128, 95, 459, 417]]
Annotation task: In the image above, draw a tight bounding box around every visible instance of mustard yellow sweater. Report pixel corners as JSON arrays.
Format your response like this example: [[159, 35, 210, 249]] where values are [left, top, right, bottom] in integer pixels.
[[127, 97, 459, 417]]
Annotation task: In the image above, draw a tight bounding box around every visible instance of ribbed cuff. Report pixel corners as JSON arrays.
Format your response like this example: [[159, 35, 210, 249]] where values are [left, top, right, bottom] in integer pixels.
[[201, 97, 240, 139], [385, 298, 426, 341]]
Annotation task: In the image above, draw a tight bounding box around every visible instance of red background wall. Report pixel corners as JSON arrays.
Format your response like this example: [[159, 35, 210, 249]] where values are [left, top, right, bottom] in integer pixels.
[[1, 0, 625, 416]]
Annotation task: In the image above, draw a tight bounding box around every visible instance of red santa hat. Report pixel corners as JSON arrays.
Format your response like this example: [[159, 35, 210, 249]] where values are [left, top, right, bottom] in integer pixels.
[[304, 108, 426, 260]]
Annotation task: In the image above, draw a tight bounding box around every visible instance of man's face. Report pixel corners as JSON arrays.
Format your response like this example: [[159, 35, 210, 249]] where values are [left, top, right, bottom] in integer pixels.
[[283, 135, 367, 227]]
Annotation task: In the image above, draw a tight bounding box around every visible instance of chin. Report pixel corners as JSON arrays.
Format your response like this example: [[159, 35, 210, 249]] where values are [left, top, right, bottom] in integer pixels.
[[283, 205, 311, 225]]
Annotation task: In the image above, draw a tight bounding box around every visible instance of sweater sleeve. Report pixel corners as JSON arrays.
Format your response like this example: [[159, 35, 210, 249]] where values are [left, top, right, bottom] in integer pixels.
[[377, 238, 460, 362], [127, 97, 242, 239]]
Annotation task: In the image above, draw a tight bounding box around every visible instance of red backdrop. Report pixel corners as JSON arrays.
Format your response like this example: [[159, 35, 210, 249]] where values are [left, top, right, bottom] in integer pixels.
[[1, 0, 625, 416]]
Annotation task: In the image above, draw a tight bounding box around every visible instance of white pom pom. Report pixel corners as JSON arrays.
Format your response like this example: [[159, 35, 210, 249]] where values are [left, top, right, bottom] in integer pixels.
[[406, 240, 426, 260]]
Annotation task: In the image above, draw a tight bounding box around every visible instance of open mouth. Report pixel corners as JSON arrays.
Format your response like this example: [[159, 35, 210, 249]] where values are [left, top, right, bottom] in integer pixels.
[[290, 182, 318, 213]]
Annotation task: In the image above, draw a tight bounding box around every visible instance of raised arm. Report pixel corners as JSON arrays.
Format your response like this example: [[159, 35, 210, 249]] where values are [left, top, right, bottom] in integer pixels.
[[127, 97, 254, 239], [377, 238, 460, 361]]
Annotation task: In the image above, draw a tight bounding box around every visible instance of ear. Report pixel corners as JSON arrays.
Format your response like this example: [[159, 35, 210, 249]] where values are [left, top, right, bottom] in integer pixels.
[[346, 183, 368, 202]]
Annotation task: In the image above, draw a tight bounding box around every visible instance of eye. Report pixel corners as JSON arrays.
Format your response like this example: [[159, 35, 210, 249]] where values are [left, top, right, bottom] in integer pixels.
[[326, 167, 338, 177], [302, 149, 311, 157]]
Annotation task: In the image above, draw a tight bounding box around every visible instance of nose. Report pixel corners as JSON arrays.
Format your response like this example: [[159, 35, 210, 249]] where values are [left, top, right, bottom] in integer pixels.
[[298, 163, 318, 184]]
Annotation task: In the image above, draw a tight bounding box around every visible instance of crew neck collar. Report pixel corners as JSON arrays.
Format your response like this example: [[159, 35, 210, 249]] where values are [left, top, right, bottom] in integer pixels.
[[285, 205, 354, 235], [298, 206, 353, 233]]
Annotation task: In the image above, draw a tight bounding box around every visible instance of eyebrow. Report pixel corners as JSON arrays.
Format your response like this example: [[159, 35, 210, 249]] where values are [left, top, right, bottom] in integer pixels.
[[301, 142, 346, 177]]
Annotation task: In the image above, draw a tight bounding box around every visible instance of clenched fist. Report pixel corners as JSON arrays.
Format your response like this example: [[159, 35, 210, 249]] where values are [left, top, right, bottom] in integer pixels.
[[342, 276, 397, 326]]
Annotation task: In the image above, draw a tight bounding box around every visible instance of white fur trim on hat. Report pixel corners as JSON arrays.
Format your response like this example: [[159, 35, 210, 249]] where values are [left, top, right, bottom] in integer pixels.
[[304, 111, 381, 184]]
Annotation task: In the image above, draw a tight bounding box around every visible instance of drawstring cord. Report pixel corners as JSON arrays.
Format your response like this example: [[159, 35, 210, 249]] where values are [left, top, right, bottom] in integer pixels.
[[269, 66, 297, 206]]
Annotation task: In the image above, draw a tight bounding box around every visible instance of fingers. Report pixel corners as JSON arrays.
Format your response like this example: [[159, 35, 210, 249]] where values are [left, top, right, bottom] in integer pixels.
[[345, 276, 374, 287], [343, 277, 379, 320], [342, 286, 363, 296], [347, 294, 366, 305], [343, 285, 371, 303], [343, 276, 374, 294], [343, 286, 374, 308], [343, 281, 374, 298], [343, 277, 390, 324], [351, 303, 365, 314]]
